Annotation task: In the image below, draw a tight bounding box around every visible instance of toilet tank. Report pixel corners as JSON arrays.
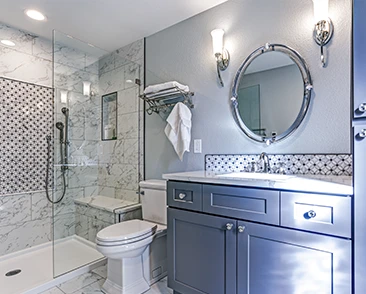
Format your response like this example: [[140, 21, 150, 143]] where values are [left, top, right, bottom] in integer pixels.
[[139, 180, 167, 225]]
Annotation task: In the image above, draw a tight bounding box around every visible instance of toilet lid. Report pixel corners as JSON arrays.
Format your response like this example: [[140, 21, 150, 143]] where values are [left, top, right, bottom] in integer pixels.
[[96, 219, 157, 243]]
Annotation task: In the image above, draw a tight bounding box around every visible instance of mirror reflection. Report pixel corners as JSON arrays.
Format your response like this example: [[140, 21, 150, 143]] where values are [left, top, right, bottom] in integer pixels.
[[237, 51, 304, 138]]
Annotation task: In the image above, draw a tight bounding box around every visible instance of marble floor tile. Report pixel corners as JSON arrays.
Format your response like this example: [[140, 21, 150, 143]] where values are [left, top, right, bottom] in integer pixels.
[[40, 287, 65, 294], [57, 272, 103, 294], [45, 272, 172, 294], [71, 279, 105, 294], [91, 264, 107, 279], [146, 277, 173, 294]]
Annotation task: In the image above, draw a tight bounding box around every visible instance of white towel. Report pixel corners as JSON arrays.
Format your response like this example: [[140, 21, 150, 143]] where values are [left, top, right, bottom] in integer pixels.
[[144, 81, 189, 95], [164, 102, 192, 161]]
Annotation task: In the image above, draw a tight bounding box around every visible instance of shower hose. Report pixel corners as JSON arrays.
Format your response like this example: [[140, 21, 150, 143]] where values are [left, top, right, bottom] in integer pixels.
[[45, 135, 67, 204]]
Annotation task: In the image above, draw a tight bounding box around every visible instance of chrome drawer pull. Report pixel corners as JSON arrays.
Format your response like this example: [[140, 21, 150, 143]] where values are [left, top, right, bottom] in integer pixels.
[[178, 193, 186, 200], [359, 129, 366, 138], [226, 223, 234, 231], [306, 210, 317, 219], [359, 103, 366, 112], [238, 226, 245, 233]]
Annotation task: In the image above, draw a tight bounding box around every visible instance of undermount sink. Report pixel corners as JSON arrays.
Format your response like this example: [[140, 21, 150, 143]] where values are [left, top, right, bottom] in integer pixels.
[[216, 172, 295, 181]]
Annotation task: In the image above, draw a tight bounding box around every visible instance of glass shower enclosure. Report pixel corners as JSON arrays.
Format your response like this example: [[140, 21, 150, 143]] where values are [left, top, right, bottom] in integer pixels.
[[52, 30, 143, 277]]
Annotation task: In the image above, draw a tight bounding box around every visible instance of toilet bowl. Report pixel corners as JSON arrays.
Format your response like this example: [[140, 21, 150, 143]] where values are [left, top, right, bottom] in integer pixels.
[[96, 180, 167, 294]]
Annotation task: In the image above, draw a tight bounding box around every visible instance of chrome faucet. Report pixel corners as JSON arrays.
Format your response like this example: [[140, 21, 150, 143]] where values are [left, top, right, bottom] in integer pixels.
[[259, 152, 271, 173]]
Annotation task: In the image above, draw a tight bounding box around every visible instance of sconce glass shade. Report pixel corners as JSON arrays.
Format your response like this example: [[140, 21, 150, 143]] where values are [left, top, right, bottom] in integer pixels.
[[211, 29, 225, 56], [60, 90, 68, 104], [312, 0, 329, 22], [83, 81, 91, 96]]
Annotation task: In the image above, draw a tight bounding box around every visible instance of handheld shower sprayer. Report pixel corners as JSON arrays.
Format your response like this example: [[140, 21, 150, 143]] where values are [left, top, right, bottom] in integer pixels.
[[45, 107, 70, 204], [56, 122, 64, 143], [61, 107, 69, 117]]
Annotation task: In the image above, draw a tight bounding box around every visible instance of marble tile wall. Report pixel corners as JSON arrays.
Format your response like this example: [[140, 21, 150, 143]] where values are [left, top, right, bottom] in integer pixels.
[[0, 191, 52, 255], [0, 23, 52, 87], [95, 39, 144, 202], [0, 23, 56, 257]]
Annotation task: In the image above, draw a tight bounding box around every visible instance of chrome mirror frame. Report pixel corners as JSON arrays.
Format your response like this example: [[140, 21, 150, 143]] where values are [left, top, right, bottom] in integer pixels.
[[231, 43, 313, 145]]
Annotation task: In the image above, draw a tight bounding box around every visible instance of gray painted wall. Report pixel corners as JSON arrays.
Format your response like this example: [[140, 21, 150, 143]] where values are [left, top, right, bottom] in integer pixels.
[[145, 0, 352, 179]]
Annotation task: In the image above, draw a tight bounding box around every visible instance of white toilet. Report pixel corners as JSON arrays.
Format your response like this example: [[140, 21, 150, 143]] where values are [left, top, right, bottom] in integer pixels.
[[96, 180, 167, 294]]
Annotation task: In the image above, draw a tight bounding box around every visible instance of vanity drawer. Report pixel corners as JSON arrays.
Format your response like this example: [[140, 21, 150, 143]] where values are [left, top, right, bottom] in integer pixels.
[[167, 181, 202, 212], [203, 185, 280, 225], [281, 192, 351, 238]]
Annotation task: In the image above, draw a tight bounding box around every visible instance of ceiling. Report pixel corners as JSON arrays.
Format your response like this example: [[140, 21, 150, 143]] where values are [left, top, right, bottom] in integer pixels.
[[0, 0, 228, 52]]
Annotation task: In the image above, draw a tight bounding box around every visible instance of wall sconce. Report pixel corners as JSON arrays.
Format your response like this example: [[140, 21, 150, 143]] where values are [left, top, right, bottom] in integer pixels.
[[312, 0, 334, 67], [211, 29, 230, 87], [60, 90, 68, 104], [83, 81, 95, 97]]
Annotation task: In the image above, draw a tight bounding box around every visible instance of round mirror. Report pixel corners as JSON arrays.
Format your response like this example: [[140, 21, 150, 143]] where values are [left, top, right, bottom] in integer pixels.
[[231, 43, 312, 144]]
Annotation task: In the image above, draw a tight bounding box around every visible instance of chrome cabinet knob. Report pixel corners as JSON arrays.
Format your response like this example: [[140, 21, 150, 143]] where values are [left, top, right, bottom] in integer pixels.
[[359, 129, 366, 138], [359, 103, 366, 112], [238, 226, 245, 233], [178, 193, 186, 200], [306, 210, 317, 219], [226, 223, 234, 231]]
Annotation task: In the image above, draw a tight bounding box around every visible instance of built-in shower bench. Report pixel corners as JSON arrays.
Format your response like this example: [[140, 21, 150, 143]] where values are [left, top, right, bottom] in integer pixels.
[[74, 196, 142, 243]]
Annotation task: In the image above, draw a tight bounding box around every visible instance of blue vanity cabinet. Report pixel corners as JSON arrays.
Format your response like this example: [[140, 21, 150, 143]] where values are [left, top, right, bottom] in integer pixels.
[[237, 221, 352, 294], [167, 208, 237, 294], [167, 181, 352, 294]]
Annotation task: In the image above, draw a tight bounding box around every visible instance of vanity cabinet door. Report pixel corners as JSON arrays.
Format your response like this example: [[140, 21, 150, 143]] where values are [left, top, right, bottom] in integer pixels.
[[167, 208, 236, 294], [237, 221, 351, 294]]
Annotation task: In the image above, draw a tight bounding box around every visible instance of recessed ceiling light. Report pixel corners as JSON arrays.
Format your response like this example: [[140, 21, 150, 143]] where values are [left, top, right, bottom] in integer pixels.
[[1, 40, 15, 47], [25, 9, 47, 21]]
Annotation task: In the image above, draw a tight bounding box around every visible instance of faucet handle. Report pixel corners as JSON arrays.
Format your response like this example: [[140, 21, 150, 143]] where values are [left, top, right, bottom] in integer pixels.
[[274, 162, 286, 175], [248, 161, 259, 173]]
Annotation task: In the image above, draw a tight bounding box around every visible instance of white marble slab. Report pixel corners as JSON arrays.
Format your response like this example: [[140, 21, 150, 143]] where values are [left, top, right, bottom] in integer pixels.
[[0, 193, 32, 226], [57, 272, 102, 294], [115, 39, 144, 66], [0, 218, 51, 255], [0, 23, 34, 55], [117, 112, 139, 139], [31, 191, 52, 220], [53, 212, 76, 240], [162, 171, 353, 196], [74, 195, 140, 213], [0, 46, 52, 87]]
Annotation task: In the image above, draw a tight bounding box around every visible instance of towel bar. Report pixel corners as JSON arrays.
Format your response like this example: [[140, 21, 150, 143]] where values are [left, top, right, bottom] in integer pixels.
[[139, 86, 194, 115]]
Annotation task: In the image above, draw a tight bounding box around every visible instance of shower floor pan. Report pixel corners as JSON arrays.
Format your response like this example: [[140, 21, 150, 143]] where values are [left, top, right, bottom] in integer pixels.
[[0, 235, 105, 294]]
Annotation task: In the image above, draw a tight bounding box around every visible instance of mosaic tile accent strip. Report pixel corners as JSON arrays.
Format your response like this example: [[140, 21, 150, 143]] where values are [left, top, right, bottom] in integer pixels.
[[0, 77, 54, 195], [205, 154, 353, 176]]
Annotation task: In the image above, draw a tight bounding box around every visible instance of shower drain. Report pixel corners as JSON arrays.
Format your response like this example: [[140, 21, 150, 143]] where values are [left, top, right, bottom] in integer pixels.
[[5, 269, 21, 277]]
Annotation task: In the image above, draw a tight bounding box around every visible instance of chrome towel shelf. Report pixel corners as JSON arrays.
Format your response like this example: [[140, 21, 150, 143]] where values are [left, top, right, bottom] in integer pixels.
[[139, 86, 194, 115]]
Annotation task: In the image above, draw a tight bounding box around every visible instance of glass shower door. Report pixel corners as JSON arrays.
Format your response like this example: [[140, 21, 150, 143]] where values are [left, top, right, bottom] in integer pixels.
[[52, 30, 142, 277]]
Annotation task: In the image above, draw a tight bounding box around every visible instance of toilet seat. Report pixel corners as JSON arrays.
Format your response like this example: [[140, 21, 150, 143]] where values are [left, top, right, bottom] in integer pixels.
[[96, 219, 157, 246]]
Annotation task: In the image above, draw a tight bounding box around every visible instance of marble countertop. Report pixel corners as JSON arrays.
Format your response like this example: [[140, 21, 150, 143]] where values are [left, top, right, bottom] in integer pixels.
[[162, 171, 353, 196], [74, 195, 141, 214]]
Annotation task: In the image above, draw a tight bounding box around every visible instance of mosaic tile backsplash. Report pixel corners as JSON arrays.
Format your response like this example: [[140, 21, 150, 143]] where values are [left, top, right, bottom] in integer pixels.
[[0, 77, 54, 195], [205, 154, 352, 176]]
